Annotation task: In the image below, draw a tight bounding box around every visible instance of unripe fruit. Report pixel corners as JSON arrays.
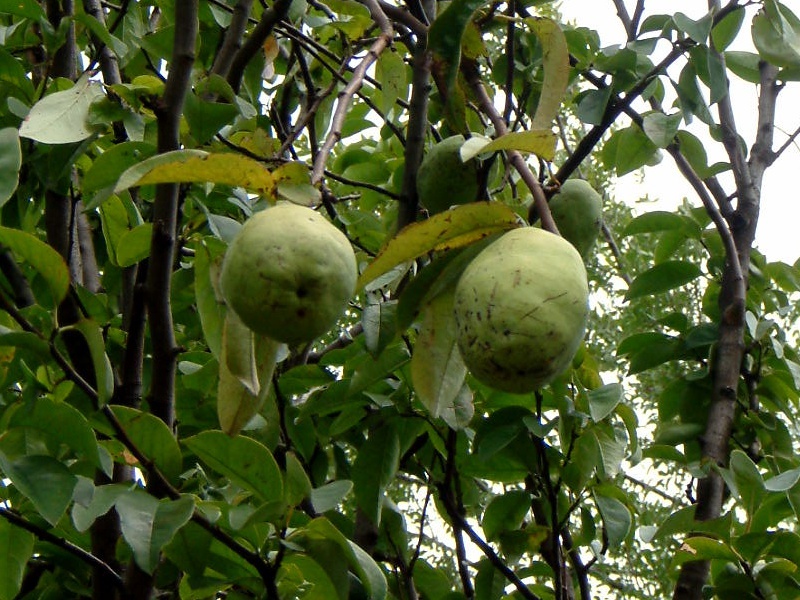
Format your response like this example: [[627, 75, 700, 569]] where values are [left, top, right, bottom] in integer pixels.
[[548, 179, 603, 259], [453, 228, 589, 393], [219, 203, 357, 344], [416, 135, 479, 214]]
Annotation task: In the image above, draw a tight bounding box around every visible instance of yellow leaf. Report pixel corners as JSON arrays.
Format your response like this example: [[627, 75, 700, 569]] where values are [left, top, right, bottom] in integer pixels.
[[526, 17, 570, 130], [357, 202, 521, 290], [460, 130, 558, 162]]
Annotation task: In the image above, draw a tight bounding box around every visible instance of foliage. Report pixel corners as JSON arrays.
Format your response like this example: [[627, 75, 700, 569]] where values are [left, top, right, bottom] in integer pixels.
[[0, 0, 799, 599]]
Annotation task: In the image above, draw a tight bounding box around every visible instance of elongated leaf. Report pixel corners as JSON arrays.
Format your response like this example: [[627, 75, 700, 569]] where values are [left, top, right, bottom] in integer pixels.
[[0, 226, 69, 305], [110, 406, 183, 482], [310, 480, 353, 514], [622, 211, 700, 237], [428, 0, 484, 97], [357, 202, 520, 289], [115, 150, 276, 196], [289, 518, 387, 600], [764, 467, 800, 492], [0, 453, 78, 525], [588, 383, 624, 422], [461, 130, 557, 162], [19, 75, 105, 144], [217, 311, 281, 435], [0, 516, 34, 600], [674, 537, 740, 564], [352, 423, 400, 526], [183, 430, 283, 503], [116, 490, 194, 574], [8, 397, 101, 469], [362, 300, 398, 358], [625, 261, 703, 300], [594, 493, 631, 547], [61, 319, 114, 405], [0, 128, 21, 206], [194, 239, 226, 358], [0, 0, 46, 20], [752, 0, 800, 68], [411, 291, 472, 429], [526, 17, 569, 130], [72, 483, 130, 532]]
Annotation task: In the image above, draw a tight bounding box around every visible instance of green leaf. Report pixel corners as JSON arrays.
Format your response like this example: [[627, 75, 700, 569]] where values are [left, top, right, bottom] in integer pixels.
[[641, 112, 682, 148], [724, 50, 763, 83], [357, 202, 520, 289], [352, 422, 400, 526], [625, 261, 703, 300], [7, 397, 101, 469], [278, 554, 340, 600], [19, 75, 105, 144], [288, 518, 387, 600], [712, 7, 746, 51], [60, 319, 114, 405], [588, 383, 623, 422], [183, 430, 283, 504], [752, 0, 800, 68], [729, 449, 766, 512], [84, 142, 157, 198], [116, 490, 195, 574], [601, 125, 660, 176], [310, 480, 353, 514], [482, 490, 532, 541], [73, 13, 127, 58], [674, 537, 740, 564], [622, 211, 700, 237], [0, 226, 70, 305], [284, 451, 312, 507], [115, 150, 276, 196], [183, 93, 240, 145], [115, 223, 152, 267], [764, 467, 800, 492], [411, 291, 472, 429], [428, 0, 484, 98], [594, 493, 632, 547], [673, 12, 712, 43], [72, 483, 129, 532], [0, 128, 21, 207], [217, 311, 281, 436], [0, 0, 46, 20], [362, 300, 398, 358], [0, 515, 35, 600], [0, 453, 78, 525], [375, 49, 407, 115], [109, 406, 183, 483], [194, 239, 226, 359]]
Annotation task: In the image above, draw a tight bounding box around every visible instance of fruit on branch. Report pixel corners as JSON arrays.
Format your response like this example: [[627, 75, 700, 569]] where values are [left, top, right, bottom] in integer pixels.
[[453, 227, 589, 393], [219, 203, 358, 344], [548, 179, 603, 259], [416, 135, 479, 214]]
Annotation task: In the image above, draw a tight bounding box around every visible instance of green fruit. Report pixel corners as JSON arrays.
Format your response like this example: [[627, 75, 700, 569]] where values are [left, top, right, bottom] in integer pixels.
[[416, 135, 479, 214], [548, 179, 603, 258], [220, 203, 358, 344], [453, 228, 589, 393]]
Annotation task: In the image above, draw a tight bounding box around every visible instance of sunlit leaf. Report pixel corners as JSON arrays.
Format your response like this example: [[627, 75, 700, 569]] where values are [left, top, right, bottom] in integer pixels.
[[115, 150, 276, 197], [674, 537, 740, 564], [461, 130, 557, 162], [19, 74, 105, 144], [357, 202, 521, 289]]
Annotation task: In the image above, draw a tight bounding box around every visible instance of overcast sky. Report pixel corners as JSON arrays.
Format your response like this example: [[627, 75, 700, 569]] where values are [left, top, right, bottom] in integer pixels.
[[559, 1, 800, 264]]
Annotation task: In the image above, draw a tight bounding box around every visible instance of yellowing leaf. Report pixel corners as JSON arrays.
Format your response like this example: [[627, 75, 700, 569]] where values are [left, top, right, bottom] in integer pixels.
[[114, 150, 276, 196], [460, 130, 557, 162], [526, 17, 570, 130], [357, 202, 521, 290]]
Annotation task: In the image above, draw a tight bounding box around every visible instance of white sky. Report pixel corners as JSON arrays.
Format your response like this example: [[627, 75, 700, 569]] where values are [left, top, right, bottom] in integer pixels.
[[559, 1, 800, 264]]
